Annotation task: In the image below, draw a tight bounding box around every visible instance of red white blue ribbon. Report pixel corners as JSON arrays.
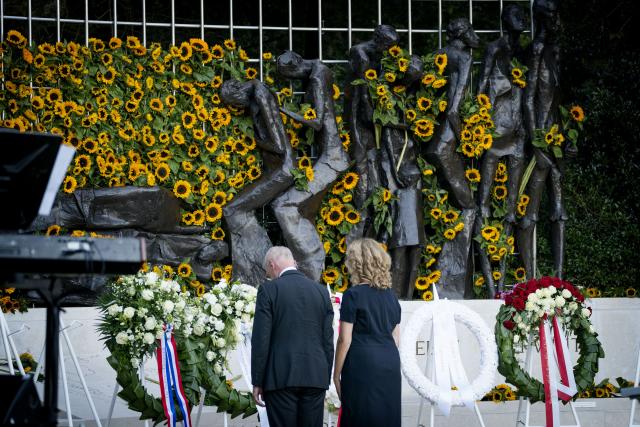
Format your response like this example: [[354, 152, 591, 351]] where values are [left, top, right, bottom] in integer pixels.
[[539, 316, 578, 427], [156, 324, 192, 427]]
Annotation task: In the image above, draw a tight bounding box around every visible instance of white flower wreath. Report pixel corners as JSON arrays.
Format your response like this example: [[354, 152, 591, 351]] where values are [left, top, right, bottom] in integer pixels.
[[400, 301, 498, 406]]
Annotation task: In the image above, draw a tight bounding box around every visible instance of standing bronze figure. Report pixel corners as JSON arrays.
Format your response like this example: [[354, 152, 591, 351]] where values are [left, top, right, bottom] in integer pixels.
[[517, 0, 570, 280], [344, 25, 400, 241], [476, 5, 528, 294], [273, 51, 351, 282], [424, 18, 480, 298], [220, 79, 295, 286], [378, 55, 426, 299]]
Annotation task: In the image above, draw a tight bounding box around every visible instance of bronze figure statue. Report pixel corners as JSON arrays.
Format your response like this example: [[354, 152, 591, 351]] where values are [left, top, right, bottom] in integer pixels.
[[220, 78, 295, 286], [378, 55, 426, 298], [424, 18, 480, 298], [476, 4, 528, 294], [344, 24, 400, 241], [272, 50, 351, 282], [517, 0, 570, 280]]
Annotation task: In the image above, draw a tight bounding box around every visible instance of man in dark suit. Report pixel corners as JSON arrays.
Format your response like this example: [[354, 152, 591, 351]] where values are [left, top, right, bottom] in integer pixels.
[[251, 246, 334, 427]]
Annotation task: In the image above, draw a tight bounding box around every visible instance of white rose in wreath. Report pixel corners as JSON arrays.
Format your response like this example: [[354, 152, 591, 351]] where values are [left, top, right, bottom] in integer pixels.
[[108, 304, 123, 316], [145, 272, 158, 285], [115, 331, 129, 345], [143, 332, 155, 344], [211, 304, 223, 316], [144, 317, 157, 330], [141, 289, 154, 301], [123, 307, 136, 319], [193, 323, 205, 336], [162, 300, 175, 314]]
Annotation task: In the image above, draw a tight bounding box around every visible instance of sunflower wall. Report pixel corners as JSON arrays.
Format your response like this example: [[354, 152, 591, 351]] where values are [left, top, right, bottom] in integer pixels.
[[0, 28, 610, 305]]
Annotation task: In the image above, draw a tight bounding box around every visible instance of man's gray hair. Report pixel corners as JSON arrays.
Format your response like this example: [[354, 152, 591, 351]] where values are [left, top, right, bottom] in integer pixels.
[[263, 246, 295, 270]]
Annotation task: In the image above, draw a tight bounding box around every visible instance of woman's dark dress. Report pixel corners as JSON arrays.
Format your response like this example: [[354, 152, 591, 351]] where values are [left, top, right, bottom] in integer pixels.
[[339, 284, 401, 427]]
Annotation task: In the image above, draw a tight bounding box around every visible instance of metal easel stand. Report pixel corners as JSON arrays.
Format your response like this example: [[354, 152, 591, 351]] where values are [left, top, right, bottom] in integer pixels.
[[32, 319, 102, 427], [106, 358, 150, 427], [515, 341, 580, 427], [415, 319, 486, 427], [0, 309, 27, 376], [628, 343, 640, 427]]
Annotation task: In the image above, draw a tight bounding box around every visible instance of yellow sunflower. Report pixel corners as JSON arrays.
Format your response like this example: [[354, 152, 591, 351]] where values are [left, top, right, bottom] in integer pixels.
[[345, 210, 360, 224], [303, 108, 317, 120], [422, 290, 434, 301], [417, 97, 433, 111], [364, 69, 377, 80], [493, 185, 507, 201], [342, 172, 359, 190], [415, 276, 430, 290], [465, 168, 481, 183], [570, 105, 585, 122], [205, 203, 223, 222], [63, 176, 77, 193], [178, 263, 192, 278], [326, 206, 345, 226], [173, 180, 192, 199]]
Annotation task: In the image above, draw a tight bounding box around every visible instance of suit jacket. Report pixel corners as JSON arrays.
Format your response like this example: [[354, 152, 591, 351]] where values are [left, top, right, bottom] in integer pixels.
[[251, 269, 334, 391]]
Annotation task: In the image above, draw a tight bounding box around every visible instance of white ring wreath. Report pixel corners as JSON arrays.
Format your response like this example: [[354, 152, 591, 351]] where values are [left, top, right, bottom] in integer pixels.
[[400, 300, 498, 406]]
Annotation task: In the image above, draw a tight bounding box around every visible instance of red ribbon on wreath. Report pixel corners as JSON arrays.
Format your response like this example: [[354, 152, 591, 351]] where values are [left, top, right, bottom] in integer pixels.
[[539, 315, 578, 427]]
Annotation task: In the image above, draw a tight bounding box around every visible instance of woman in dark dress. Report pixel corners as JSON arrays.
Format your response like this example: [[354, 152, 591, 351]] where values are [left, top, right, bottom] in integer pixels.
[[333, 238, 402, 427]]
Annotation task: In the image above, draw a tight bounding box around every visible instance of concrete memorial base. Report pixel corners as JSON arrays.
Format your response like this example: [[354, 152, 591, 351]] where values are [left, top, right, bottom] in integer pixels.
[[3, 298, 639, 426]]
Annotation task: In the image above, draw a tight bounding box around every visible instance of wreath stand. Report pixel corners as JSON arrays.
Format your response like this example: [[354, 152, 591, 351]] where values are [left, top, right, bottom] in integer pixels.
[[413, 289, 487, 427], [30, 318, 102, 427], [106, 360, 150, 427], [515, 337, 581, 427], [627, 342, 640, 427], [0, 310, 27, 375], [414, 338, 487, 427]]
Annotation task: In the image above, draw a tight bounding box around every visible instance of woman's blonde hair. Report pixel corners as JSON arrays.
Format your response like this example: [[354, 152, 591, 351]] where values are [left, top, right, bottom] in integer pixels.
[[344, 238, 392, 289]]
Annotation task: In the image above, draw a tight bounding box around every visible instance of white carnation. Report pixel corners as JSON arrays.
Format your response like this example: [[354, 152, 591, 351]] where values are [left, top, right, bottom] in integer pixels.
[[175, 299, 186, 312], [562, 289, 572, 299], [554, 296, 565, 307], [527, 293, 539, 303], [143, 332, 155, 344], [525, 301, 536, 312], [234, 301, 245, 311], [206, 351, 215, 362], [214, 321, 224, 331], [115, 331, 129, 345], [141, 289, 154, 301], [216, 338, 226, 348], [127, 286, 136, 296], [241, 313, 251, 323], [160, 280, 172, 292], [163, 300, 175, 313], [513, 335, 520, 343], [548, 286, 556, 295], [123, 307, 136, 319], [213, 364, 222, 374], [581, 308, 591, 318]]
